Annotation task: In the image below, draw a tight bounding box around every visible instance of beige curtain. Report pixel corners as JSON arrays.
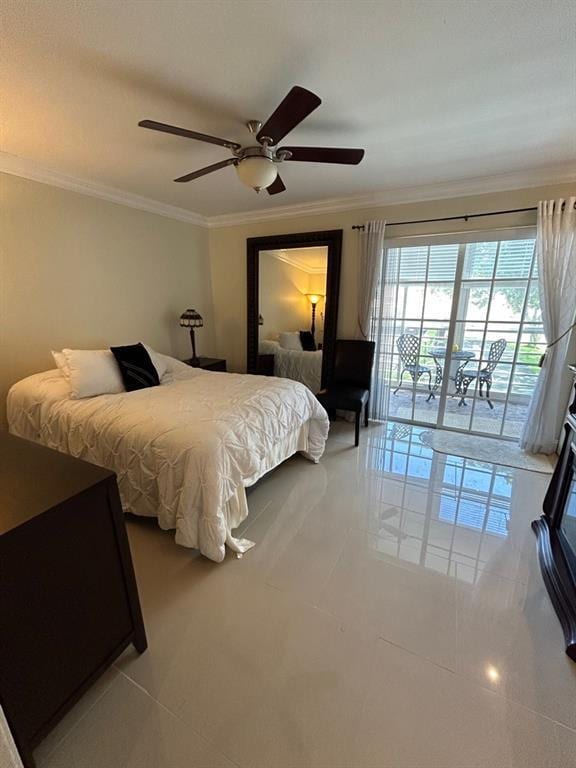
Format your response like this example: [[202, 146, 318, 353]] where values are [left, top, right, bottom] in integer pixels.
[[520, 197, 576, 454], [356, 220, 386, 339]]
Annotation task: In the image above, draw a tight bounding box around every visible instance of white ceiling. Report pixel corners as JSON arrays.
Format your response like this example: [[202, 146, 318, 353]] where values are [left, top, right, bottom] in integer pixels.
[[2, 0, 575, 217]]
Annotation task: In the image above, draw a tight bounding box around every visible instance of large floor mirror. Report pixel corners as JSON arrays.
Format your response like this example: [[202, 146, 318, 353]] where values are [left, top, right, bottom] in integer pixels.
[[247, 230, 342, 392]]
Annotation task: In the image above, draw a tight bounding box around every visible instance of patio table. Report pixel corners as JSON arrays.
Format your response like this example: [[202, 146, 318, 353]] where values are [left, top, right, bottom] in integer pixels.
[[429, 347, 475, 397]]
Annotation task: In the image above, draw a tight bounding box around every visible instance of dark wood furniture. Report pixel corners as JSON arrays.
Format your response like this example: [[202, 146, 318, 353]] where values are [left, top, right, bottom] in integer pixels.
[[533, 365, 576, 661], [317, 340, 376, 447], [255, 353, 275, 376], [247, 229, 342, 388], [183, 356, 227, 372], [0, 432, 147, 767]]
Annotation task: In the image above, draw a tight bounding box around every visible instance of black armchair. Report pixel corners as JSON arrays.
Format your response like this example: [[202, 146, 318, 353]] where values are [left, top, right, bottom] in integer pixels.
[[316, 339, 376, 446]]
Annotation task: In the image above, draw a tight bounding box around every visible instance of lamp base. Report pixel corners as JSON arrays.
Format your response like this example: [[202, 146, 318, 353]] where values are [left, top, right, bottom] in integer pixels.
[[189, 328, 199, 364]]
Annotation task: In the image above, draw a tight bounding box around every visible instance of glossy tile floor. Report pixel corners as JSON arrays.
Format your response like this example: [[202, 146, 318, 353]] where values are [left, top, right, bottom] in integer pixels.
[[36, 422, 576, 767]]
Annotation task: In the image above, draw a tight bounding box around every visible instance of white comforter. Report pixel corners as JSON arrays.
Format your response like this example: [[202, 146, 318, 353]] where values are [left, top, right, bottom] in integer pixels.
[[7, 358, 329, 562], [259, 340, 323, 393]]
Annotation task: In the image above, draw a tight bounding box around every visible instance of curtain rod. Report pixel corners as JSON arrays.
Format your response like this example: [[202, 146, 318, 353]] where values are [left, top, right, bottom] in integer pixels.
[[351, 206, 538, 230]]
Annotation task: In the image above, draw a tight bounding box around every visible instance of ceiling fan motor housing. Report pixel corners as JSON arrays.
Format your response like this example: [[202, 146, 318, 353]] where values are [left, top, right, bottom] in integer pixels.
[[246, 120, 262, 136]]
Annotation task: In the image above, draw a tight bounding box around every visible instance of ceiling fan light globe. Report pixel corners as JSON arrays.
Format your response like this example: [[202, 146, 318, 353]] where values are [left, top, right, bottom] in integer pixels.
[[236, 157, 278, 192]]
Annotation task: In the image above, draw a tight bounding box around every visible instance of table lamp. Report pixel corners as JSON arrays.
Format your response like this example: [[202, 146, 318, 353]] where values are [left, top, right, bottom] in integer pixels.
[[179, 309, 203, 365]]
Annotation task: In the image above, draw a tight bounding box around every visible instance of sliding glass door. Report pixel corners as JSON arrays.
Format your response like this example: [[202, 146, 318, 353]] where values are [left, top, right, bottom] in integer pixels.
[[370, 229, 543, 440]]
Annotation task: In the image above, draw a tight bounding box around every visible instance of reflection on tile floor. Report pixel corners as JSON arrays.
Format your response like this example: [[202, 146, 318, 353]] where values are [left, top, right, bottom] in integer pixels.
[[36, 421, 576, 767]]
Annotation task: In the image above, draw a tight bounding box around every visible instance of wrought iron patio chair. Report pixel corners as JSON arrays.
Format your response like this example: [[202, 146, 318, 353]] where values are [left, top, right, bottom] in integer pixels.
[[393, 334, 433, 400], [455, 338, 507, 409]]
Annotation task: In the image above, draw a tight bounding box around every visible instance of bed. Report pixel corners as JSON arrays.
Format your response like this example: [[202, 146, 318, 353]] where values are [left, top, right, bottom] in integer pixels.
[[7, 355, 329, 562], [259, 339, 323, 393]]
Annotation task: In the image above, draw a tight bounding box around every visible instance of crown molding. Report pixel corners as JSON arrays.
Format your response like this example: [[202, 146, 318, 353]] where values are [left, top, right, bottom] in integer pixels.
[[263, 249, 327, 274], [207, 164, 576, 228], [0, 152, 209, 227], [2, 152, 575, 231]]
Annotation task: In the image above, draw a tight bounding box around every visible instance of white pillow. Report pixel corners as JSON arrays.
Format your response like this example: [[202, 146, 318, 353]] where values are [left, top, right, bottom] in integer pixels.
[[53, 343, 167, 384], [143, 344, 168, 380], [278, 332, 303, 351], [63, 349, 125, 399], [52, 350, 70, 379]]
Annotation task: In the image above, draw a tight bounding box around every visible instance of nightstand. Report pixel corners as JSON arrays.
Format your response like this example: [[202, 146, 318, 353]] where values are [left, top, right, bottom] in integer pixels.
[[256, 354, 275, 376], [183, 357, 227, 372]]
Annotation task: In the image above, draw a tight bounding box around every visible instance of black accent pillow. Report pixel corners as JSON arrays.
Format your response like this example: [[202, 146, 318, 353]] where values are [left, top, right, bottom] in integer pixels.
[[299, 331, 317, 351], [110, 343, 160, 392]]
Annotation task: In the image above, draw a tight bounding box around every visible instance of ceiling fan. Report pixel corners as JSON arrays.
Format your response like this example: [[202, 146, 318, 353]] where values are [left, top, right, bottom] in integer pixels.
[[138, 86, 365, 195]]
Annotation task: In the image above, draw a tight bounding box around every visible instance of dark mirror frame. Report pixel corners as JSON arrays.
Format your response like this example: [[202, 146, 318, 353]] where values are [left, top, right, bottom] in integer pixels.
[[247, 229, 342, 388]]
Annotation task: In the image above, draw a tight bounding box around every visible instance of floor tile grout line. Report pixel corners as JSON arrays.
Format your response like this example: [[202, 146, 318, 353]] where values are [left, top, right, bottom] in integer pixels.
[[262, 533, 351, 615], [259, 566, 385, 648], [239, 498, 273, 537], [375, 631, 576, 738], [375, 634, 458, 675], [35, 671, 119, 762], [115, 668, 243, 767], [378, 607, 576, 741], [312, 524, 355, 607], [454, 665, 576, 736], [443, 647, 576, 737], [315, 596, 457, 673]]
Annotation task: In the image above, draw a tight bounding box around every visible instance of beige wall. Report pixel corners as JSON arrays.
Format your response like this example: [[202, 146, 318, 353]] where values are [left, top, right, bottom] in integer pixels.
[[0, 172, 213, 423], [259, 254, 310, 341], [259, 252, 328, 342], [209, 182, 576, 374]]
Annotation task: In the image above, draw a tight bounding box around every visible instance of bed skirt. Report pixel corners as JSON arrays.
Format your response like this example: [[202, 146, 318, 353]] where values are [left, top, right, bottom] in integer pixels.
[[207, 420, 312, 558]]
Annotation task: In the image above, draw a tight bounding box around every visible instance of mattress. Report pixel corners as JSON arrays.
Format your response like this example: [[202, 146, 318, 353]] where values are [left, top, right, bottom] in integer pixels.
[[7, 356, 329, 562]]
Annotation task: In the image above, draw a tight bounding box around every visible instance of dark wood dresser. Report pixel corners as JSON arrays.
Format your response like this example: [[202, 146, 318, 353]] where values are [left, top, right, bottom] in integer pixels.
[[533, 366, 576, 661], [0, 432, 147, 767]]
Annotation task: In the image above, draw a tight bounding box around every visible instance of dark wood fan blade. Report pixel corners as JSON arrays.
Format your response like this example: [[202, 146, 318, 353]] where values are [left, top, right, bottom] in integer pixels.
[[174, 158, 237, 183], [257, 86, 321, 145], [282, 147, 365, 164], [267, 175, 286, 195], [139, 119, 241, 150]]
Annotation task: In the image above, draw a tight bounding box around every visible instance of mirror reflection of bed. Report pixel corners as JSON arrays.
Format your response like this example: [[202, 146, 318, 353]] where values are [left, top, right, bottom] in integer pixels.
[[258, 247, 328, 393], [247, 229, 341, 391]]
